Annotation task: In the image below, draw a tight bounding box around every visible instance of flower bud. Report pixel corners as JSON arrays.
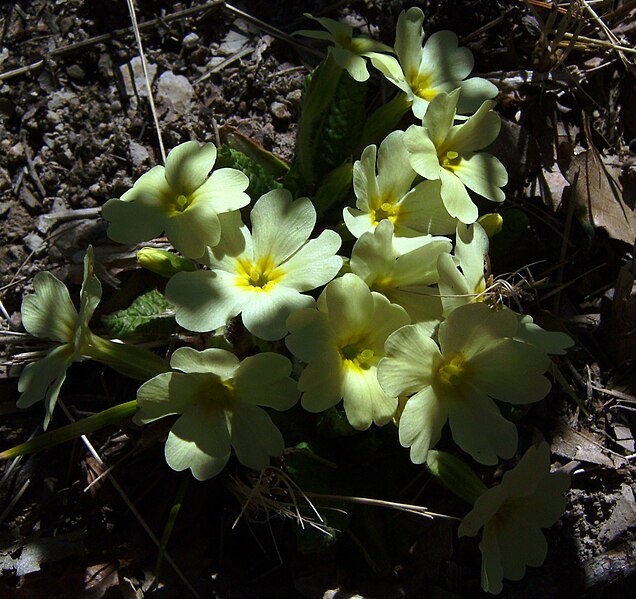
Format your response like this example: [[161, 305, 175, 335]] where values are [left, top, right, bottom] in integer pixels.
[[426, 450, 487, 505], [477, 213, 503, 238], [137, 248, 196, 278]]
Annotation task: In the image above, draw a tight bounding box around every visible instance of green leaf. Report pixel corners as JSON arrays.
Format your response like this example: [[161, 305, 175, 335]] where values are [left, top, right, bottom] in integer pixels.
[[215, 145, 282, 201], [102, 290, 175, 338], [286, 54, 367, 195]]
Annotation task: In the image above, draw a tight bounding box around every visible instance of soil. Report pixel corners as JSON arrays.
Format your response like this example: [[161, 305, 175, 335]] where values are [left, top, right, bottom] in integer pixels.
[[1, 1, 635, 598]]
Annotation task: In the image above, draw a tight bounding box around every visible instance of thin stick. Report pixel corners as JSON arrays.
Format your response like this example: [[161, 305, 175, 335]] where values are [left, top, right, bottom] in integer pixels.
[[125, 0, 166, 163]]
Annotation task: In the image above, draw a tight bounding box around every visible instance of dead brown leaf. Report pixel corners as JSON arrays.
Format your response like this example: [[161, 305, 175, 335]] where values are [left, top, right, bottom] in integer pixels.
[[565, 151, 636, 244]]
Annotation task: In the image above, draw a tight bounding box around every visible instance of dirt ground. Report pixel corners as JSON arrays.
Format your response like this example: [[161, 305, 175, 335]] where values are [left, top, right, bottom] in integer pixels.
[[0, 0, 635, 597]]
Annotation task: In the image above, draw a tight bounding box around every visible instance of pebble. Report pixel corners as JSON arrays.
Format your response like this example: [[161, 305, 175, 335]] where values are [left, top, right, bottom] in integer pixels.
[[129, 141, 150, 168], [20, 186, 39, 210], [120, 56, 157, 99], [67, 64, 85, 80], [270, 101, 291, 121], [183, 32, 199, 50], [23, 232, 46, 253], [156, 71, 194, 122]]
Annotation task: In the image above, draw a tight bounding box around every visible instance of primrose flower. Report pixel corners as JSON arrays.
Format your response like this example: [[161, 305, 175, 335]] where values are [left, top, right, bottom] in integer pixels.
[[102, 141, 250, 259], [350, 219, 452, 323], [18, 247, 101, 429], [377, 303, 552, 465], [286, 273, 410, 430], [404, 90, 508, 224], [344, 130, 457, 239], [297, 14, 393, 82], [368, 7, 498, 118], [135, 348, 299, 481], [437, 222, 489, 316], [166, 189, 342, 340], [458, 443, 570, 594]]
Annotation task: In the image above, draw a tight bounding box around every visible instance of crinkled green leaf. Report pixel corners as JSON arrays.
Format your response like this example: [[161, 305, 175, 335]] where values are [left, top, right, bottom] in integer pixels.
[[215, 145, 282, 201], [103, 290, 175, 338]]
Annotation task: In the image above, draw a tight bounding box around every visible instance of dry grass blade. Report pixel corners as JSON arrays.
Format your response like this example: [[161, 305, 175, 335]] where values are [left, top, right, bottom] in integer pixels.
[[125, 0, 166, 163]]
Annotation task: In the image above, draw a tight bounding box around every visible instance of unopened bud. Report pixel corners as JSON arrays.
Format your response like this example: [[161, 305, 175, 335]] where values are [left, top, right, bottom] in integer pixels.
[[137, 248, 196, 278], [477, 213, 503, 238], [426, 450, 487, 505]]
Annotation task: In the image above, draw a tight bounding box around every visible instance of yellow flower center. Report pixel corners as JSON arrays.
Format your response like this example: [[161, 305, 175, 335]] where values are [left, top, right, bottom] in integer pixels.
[[371, 197, 399, 226], [236, 255, 284, 292], [340, 339, 376, 372], [197, 378, 236, 416], [440, 151, 461, 172], [174, 193, 193, 212], [408, 69, 438, 101], [436, 353, 466, 386]]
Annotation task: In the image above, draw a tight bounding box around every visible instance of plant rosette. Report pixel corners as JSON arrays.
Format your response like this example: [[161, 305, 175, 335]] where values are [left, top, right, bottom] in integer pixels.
[[286, 273, 410, 430], [350, 219, 452, 323], [102, 141, 250, 259], [367, 7, 498, 118], [166, 188, 343, 340], [297, 14, 393, 82], [458, 443, 570, 594], [344, 130, 457, 239], [404, 90, 508, 224], [134, 348, 299, 481], [377, 302, 552, 465]]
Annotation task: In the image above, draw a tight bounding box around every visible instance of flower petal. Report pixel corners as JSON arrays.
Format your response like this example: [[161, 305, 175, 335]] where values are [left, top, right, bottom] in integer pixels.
[[343, 207, 376, 238], [420, 31, 474, 84], [280, 229, 343, 291], [101, 198, 166, 245], [331, 47, 369, 82], [163, 201, 223, 258], [164, 141, 217, 195], [399, 386, 448, 463], [164, 404, 231, 480], [404, 125, 441, 180], [170, 347, 239, 378], [439, 167, 478, 224], [167, 270, 243, 333], [455, 222, 489, 292], [401, 180, 458, 235], [191, 168, 250, 213], [135, 371, 204, 423], [234, 353, 299, 410], [379, 323, 441, 396], [241, 286, 315, 341], [298, 351, 345, 413], [231, 403, 285, 470], [286, 309, 337, 362], [22, 272, 78, 343], [251, 189, 315, 264], [422, 90, 459, 147], [119, 165, 170, 207], [454, 152, 508, 203], [324, 274, 375, 336], [368, 53, 409, 93], [342, 366, 396, 429], [447, 387, 518, 464], [479, 523, 505, 594], [395, 7, 424, 78], [443, 100, 500, 153], [376, 130, 417, 199], [468, 339, 551, 404], [17, 344, 73, 428], [353, 143, 380, 212], [457, 77, 499, 114]]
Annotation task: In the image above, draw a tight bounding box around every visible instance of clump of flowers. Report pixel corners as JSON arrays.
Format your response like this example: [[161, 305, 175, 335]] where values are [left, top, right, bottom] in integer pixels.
[[102, 141, 250, 259], [344, 130, 457, 238], [166, 189, 342, 340], [368, 7, 498, 118], [135, 348, 299, 480], [458, 443, 570, 594]]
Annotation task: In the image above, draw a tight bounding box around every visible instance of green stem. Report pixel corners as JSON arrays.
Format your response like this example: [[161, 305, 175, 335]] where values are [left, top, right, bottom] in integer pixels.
[[0, 400, 139, 459], [85, 333, 170, 381]]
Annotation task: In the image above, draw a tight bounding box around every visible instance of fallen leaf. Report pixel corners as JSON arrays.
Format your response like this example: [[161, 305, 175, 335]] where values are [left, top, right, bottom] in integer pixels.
[[565, 151, 636, 244]]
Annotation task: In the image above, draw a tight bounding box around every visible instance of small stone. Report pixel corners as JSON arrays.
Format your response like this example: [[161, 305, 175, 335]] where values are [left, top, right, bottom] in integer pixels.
[[20, 186, 39, 210], [120, 56, 157, 99], [129, 141, 150, 168], [7, 142, 24, 164], [156, 71, 194, 122], [98, 53, 113, 79], [0, 201, 12, 216], [287, 89, 303, 106], [183, 32, 199, 50], [270, 101, 291, 121], [23, 232, 45, 253], [67, 64, 85, 80]]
